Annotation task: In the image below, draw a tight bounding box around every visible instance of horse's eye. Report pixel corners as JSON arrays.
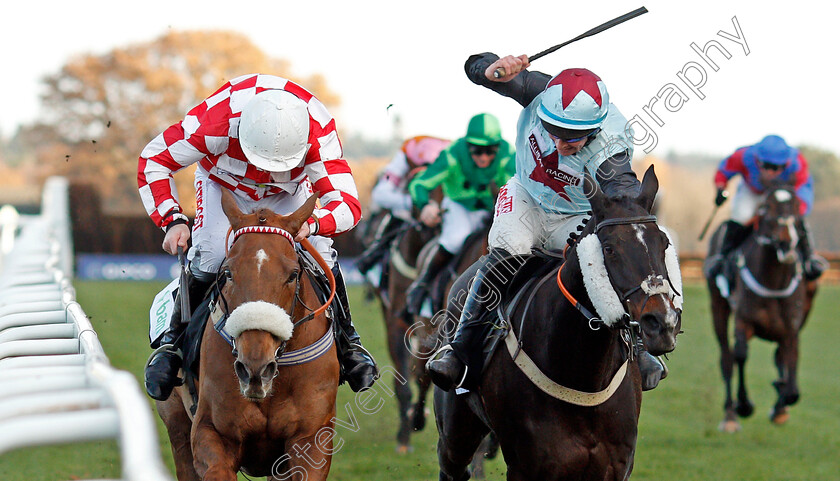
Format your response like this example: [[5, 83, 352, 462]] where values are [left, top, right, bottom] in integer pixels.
[[286, 270, 299, 284], [603, 245, 615, 257]]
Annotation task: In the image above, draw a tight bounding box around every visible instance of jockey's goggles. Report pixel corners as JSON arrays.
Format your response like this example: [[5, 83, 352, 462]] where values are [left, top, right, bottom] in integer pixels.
[[759, 160, 786, 172], [468, 143, 500, 156], [558, 128, 601, 144], [541, 120, 600, 144]]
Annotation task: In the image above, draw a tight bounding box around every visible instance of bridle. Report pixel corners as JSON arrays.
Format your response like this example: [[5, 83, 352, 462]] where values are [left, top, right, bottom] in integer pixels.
[[556, 214, 680, 356], [502, 213, 681, 406], [739, 189, 804, 298], [211, 225, 336, 364], [753, 190, 800, 259]]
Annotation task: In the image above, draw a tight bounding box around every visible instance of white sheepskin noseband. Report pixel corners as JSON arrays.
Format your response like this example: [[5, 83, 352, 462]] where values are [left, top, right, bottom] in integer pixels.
[[576, 226, 683, 325], [577, 234, 627, 326], [661, 227, 683, 310], [225, 301, 294, 340]]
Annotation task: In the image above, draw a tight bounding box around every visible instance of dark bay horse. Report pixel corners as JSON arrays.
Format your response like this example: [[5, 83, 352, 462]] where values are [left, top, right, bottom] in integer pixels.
[[706, 182, 818, 432], [157, 190, 340, 481], [407, 222, 490, 432], [361, 179, 442, 453], [435, 166, 682, 480], [380, 220, 438, 452]]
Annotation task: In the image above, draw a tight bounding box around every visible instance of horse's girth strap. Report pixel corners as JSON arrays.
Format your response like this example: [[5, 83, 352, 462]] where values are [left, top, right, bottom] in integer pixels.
[[504, 329, 628, 406], [390, 241, 419, 279]]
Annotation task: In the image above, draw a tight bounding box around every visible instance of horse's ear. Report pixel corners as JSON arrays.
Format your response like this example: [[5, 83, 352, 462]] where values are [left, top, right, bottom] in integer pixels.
[[285, 192, 320, 233], [584, 171, 607, 215], [638, 164, 659, 213], [221, 189, 246, 229]]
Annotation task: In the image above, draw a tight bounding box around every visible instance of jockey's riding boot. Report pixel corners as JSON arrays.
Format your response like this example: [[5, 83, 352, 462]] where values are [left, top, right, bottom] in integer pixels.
[[406, 245, 454, 316], [707, 220, 749, 279], [144, 273, 213, 401], [427, 248, 511, 392], [796, 219, 827, 281], [635, 337, 668, 391], [332, 265, 379, 392]]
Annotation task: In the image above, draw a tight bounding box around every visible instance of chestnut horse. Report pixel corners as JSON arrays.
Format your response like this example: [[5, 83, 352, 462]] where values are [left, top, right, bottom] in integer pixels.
[[706, 182, 818, 432], [435, 166, 682, 480], [156, 190, 340, 481]]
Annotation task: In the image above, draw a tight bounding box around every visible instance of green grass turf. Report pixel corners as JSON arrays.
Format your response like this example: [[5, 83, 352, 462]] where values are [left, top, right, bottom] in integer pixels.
[[2, 281, 839, 480]]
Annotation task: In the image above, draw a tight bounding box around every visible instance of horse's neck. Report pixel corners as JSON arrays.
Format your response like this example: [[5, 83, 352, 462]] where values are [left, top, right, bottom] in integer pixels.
[[518, 258, 624, 392], [402, 228, 432, 264]]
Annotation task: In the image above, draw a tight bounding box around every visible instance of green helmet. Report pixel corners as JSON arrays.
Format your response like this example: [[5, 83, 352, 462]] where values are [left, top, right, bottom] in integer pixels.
[[465, 113, 502, 146]]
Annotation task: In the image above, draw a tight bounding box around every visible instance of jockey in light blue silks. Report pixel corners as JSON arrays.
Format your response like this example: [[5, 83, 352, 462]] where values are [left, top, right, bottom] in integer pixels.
[[426, 53, 668, 392]]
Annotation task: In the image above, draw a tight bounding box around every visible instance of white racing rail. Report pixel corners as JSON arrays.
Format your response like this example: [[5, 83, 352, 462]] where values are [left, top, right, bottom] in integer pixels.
[[0, 177, 172, 481]]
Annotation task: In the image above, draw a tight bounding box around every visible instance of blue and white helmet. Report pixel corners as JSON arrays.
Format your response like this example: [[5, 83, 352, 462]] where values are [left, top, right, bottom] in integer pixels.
[[537, 68, 610, 131]]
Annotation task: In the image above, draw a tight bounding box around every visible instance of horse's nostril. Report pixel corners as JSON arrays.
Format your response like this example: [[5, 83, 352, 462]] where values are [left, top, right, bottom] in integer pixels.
[[640, 313, 663, 333], [261, 361, 278, 381], [234, 360, 250, 383]]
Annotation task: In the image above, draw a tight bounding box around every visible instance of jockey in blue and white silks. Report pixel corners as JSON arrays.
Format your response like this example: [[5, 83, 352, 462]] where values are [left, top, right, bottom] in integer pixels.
[[427, 52, 667, 393], [513, 96, 634, 215]]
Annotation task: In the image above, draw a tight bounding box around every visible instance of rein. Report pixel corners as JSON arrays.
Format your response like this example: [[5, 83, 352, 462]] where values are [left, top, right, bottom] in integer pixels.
[[212, 225, 336, 364]]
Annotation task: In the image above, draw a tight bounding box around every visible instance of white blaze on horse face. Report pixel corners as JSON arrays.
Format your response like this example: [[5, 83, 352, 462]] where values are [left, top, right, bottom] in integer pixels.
[[774, 190, 793, 203], [632, 225, 648, 252], [256, 249, 269, 274], [632, 225, 654, 272]]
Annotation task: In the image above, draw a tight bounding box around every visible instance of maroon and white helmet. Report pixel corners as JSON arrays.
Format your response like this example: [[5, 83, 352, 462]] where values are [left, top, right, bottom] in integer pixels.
[[537, 68, 610, 131]]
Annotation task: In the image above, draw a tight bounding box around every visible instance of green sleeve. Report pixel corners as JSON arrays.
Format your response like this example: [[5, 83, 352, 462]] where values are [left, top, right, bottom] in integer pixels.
[[408, 150, 451, 208]]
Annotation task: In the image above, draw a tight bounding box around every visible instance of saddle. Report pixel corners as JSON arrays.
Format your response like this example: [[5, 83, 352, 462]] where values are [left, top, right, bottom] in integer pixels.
[[180, 245, 336, 414]]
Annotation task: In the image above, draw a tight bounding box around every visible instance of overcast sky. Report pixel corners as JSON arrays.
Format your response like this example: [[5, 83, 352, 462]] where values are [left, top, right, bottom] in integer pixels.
[[1, 0, 837, 159]]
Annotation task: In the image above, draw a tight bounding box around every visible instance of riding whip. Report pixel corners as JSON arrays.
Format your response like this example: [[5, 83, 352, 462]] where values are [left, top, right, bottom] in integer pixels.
[[177, 246, 190, 325], [698, 204, 722, 242], [493, 6, 649, 78]]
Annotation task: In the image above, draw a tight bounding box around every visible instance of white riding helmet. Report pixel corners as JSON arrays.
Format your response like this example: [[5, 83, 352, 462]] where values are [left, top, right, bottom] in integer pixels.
[[239, 90, 310, 172], [537, 68, 609, 131]]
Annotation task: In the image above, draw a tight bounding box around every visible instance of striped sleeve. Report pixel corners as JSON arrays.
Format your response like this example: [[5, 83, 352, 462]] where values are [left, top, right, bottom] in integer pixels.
[[714, 147, 747, 189], [138, 121, 206, 228], [138, 88, 232, 228], [303, 97, 361, 236], [793, 153, 814, 215]]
